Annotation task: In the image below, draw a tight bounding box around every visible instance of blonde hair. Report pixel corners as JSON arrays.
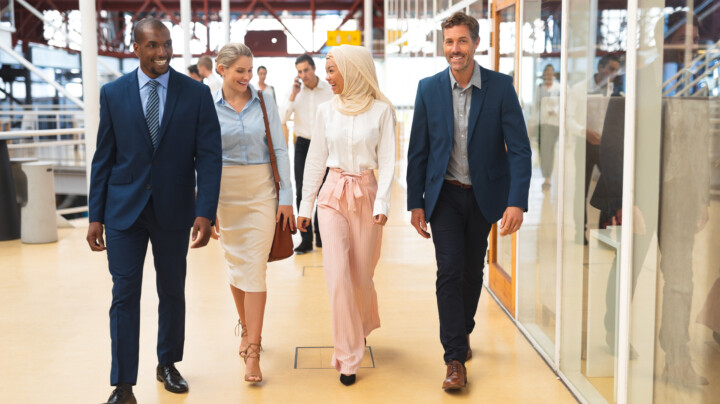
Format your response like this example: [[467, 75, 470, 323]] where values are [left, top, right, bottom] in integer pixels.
[[327, 45, 395, 117], [215, 43, 253, 74]]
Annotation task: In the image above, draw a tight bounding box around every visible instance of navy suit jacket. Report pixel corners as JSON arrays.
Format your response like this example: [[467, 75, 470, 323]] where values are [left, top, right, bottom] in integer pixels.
[[89, 68, 222, 231], [406, 65, 531, 223]]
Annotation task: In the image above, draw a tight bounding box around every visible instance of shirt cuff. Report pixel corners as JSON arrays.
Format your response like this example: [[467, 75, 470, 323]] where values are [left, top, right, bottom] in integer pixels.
[[279, 189, 293, 206], [372, 199, 390, 217], [299, 200, 314, 218]]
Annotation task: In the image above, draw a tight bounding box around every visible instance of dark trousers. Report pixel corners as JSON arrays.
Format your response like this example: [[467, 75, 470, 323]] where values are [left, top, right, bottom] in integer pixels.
[[294, 137, 321, 244], [429, 182, 493, 364], [573, 139, 601, 242], [105, 199, 190, 385]]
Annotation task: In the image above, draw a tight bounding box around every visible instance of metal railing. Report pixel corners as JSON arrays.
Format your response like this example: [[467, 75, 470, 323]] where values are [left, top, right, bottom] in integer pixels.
[[662, 39, 720, 97]]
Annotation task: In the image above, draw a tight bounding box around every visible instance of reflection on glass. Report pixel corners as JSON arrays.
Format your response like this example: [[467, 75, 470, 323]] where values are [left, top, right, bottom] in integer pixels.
[[630, 3, 720, 403], [497, 6, 517, 76], [517, 0, 562, 359], [496, 4, 517, 276], [561, 1, 627, 403]]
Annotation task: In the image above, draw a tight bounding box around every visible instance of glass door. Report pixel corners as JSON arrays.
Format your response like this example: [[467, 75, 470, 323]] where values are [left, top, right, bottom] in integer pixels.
[[488, 0, 520, 314]]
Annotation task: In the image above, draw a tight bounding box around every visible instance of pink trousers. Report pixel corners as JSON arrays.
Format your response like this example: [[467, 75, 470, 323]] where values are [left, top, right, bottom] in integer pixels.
[[317, 168, 382, 374]]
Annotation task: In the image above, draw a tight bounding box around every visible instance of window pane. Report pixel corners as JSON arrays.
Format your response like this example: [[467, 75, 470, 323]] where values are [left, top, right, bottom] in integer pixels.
[[561, 1, 627, 402], [517, 0, 562, 360], [630, 2, 720, 402]]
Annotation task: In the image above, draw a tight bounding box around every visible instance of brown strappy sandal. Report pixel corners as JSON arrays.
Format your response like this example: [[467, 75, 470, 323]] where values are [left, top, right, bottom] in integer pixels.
[[243, 343, 263, 383], [235, 320, 249, 358]]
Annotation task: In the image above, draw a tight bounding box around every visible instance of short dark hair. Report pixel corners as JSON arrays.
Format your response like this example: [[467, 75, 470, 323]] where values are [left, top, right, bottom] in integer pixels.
[[441, 11, 479, 42], [133, 18, 168, 43], [598, 54, 621, 68], [187, 64, 199, 75], [295, 53, 315, 68], [257, 66, 267, 73]]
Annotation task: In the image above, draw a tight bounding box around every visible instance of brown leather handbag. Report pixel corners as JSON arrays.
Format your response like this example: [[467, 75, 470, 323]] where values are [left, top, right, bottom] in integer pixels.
[[258, 91, 296, 262]]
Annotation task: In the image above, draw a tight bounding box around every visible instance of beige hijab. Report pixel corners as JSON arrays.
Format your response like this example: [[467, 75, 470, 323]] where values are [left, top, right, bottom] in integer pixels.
[[328, 45, 395, 117]]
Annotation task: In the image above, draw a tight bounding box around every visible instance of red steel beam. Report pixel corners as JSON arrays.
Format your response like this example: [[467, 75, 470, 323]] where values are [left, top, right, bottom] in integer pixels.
[[258, 0, 308, 53]]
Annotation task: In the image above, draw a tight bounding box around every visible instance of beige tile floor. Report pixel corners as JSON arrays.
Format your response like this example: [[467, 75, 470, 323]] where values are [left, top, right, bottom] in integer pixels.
[[0, 185, 577, 403]]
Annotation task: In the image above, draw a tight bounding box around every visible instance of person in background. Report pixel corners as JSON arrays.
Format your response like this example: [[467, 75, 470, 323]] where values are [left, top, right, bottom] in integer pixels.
[[281, 53, 333, 254], [198, 55, 223, 94], [531, 64, 560, 189], [256, 65, 277, 105], [187, 64, 202, 82], [211, 43, 294, 384], [297, 45, 396, 386]]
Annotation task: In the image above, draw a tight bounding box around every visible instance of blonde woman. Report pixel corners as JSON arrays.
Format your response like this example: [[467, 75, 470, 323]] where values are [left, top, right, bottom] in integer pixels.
[[297, 45, 396, 386], [211, 43, 295, 383]]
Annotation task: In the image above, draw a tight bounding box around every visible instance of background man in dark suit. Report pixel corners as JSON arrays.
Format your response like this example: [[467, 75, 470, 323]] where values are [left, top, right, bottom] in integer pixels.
[[406, 11, 531, 391], [85, 18, 222, 404]]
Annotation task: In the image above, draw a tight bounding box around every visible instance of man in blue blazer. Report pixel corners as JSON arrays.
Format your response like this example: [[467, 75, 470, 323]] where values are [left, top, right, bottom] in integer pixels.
[[406, 12, 531, 390], [86, 19, 222, 404]]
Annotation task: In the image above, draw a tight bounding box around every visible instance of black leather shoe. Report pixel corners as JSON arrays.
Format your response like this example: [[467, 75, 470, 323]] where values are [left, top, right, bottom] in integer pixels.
[[340, 374, 356, 386], [156, 364, 189, 393], [315, 235, 322, 248], [294, 240, 313, 254], [104, 384, 136, 404]]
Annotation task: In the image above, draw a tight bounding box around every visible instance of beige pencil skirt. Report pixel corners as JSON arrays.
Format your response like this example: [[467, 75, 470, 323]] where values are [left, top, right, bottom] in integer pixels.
[[217, 163, 277, 292]]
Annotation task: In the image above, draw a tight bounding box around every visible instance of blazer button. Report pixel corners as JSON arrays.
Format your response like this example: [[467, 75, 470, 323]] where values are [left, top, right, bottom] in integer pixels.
[[146, 184, 151, 190]]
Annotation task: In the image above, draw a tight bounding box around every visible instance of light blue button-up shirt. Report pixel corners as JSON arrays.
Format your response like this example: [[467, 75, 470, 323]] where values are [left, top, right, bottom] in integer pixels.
[[137, 68, 169, 123], [214, 84, 293, 206]]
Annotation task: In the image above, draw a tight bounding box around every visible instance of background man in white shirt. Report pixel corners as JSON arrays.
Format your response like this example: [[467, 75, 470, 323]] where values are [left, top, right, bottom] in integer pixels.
[[281, 54, 333, 254], [197, 55, 223, 94]]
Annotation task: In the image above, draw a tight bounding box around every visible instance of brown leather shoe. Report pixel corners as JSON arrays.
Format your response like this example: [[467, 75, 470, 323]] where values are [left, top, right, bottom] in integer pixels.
[[442, 360, 467, 390], [466, 334, 472, 361]]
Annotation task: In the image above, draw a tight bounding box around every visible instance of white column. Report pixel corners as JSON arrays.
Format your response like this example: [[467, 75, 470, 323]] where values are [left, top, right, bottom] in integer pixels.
[[79, 0, 99, 186], [181, 0, 192, 71], [221, 0, 230, 45], [364, 0, 372, 50]]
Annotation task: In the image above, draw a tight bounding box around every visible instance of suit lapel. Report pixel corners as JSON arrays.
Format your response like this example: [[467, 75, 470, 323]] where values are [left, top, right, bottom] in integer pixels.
[[438, 69, 455, 140], [155, 69, 180, 152], [128, 70, 154, 150], [467, 66, 490, 145]]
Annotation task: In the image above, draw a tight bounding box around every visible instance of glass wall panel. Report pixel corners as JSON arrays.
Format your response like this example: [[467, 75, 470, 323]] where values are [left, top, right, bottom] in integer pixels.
[[516, 0, 562, 359], [629, 2, 720, 403], [495, 4, 518, 278], [561, 0, 627, 402]]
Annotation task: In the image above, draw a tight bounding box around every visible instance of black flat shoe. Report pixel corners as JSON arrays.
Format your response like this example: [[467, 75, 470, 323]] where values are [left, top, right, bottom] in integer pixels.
[[340, 374, 356, 386], [104, 384, 136, 404], [294, 240, 313, 254], [156, 364, 189, 393]]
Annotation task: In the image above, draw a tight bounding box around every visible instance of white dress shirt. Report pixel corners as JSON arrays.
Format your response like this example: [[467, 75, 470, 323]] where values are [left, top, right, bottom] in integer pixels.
[[205, 73, 223, 95], [299, 100, 396, 218], [281, 79, 333, 140]]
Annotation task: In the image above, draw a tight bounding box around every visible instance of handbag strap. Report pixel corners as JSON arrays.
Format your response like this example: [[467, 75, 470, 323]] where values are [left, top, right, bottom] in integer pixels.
[[257, 91, 281, 199]]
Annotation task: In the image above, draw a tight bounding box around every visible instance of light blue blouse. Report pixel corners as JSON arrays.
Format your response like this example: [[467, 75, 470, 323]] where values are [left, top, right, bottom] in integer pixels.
[[214, 84, 293, 206]]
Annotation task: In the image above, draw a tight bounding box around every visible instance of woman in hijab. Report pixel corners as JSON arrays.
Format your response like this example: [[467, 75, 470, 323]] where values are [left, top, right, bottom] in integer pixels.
[[297, 44, 396, 386]]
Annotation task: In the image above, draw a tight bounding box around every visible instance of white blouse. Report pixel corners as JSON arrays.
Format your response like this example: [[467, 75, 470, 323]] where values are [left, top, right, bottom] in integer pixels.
[[299, 99, 396, 218]]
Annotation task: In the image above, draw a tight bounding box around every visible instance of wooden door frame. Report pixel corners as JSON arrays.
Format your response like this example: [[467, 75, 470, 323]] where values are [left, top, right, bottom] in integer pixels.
[[488, 0, 520, 316]]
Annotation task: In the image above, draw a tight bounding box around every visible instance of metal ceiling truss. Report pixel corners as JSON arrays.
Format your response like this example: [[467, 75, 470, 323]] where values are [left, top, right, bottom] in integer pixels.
[[12, 0, 385, 58]]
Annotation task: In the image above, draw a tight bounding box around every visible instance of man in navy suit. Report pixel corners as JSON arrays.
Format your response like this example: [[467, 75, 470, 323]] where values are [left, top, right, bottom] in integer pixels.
[[86, 19, 222, 404], [406, 11, 531, 390]]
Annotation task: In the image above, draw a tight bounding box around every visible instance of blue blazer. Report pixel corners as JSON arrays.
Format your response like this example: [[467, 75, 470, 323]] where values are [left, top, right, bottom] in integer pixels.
[[89, 68, 222, 231], [406, 65, 531, 223]]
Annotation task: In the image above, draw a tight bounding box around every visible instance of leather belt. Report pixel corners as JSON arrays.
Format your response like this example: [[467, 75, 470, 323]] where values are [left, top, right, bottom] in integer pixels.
[[445, 179, 472, 189]]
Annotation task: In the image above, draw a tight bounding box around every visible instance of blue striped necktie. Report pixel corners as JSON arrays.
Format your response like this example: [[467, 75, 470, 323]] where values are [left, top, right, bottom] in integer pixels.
[[145, 80, 160, 149]]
